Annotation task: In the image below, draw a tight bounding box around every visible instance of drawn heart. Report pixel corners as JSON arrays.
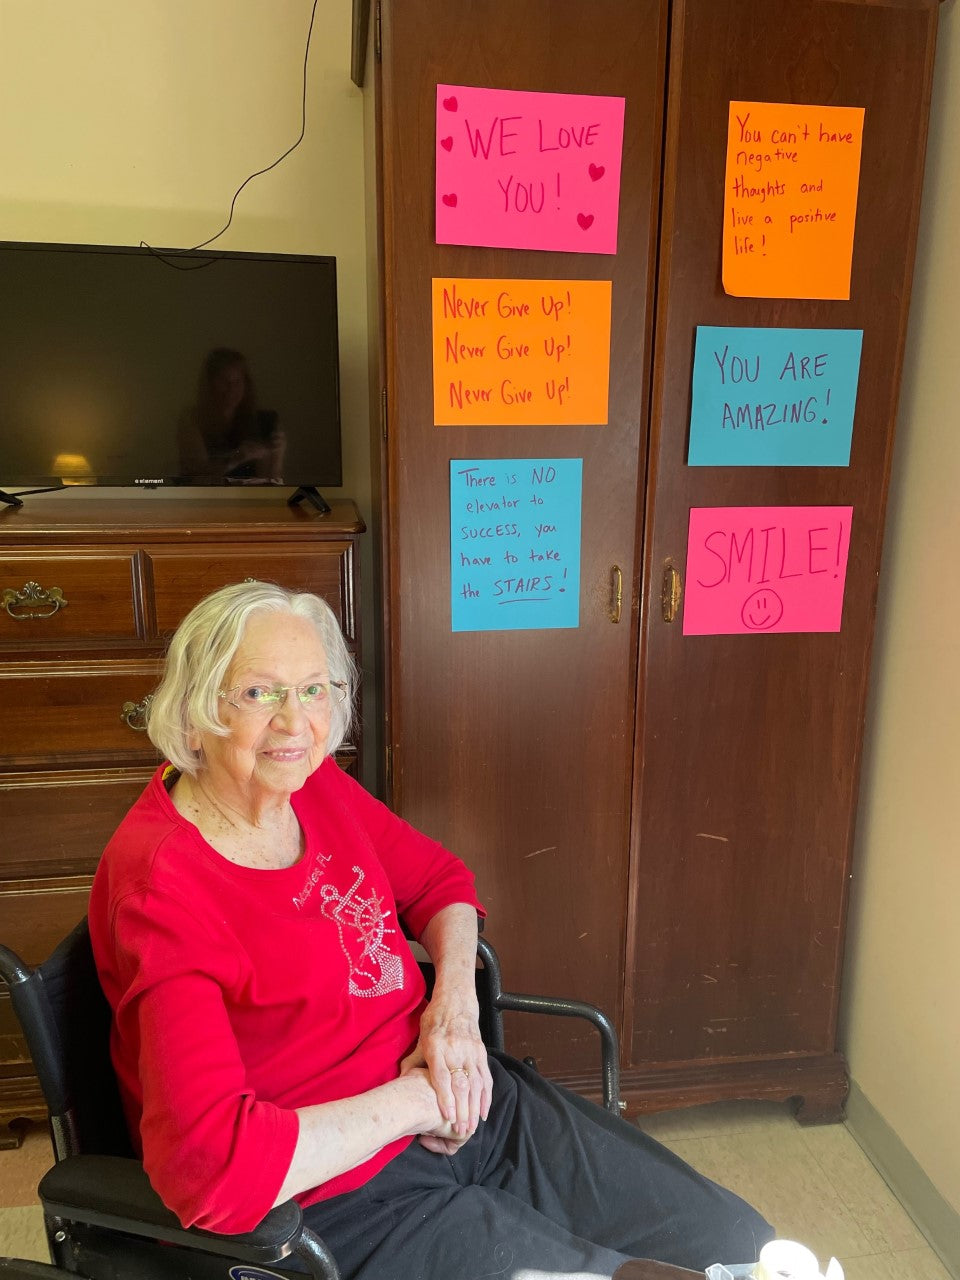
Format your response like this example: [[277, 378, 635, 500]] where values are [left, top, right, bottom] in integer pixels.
[[442, 96, 458, 111], [440, 136, 453, 151], [588, 163, 605, 182], [577, 212, 595, 230], [442, 193, 458, 208]]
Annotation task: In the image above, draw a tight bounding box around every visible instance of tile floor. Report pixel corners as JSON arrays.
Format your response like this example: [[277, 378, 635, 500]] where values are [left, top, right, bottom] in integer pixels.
[[0, 1125, 51, 1262], [0, 1103, 953, 1278], [635, 1102, 954, 1280]]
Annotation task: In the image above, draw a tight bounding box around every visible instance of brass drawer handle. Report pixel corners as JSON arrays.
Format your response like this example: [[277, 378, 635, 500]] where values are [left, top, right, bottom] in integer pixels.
[[609, 565, 623, 624], [121, 696, 153, 732], [661, 563, 682, 623], [2, 581, 69, 620]]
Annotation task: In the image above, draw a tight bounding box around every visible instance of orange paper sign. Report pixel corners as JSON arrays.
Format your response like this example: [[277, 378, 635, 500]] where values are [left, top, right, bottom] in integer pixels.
[[722, 101, 865, 300], [432, 278, 611, 426]]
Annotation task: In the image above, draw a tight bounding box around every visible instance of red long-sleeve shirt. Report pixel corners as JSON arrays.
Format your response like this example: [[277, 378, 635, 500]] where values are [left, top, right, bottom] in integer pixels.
[[89, 758, 483, 1233]]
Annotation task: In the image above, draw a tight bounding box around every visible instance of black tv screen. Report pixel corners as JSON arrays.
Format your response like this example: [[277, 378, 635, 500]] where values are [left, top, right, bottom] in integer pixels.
[[0, 241, 341, 491]]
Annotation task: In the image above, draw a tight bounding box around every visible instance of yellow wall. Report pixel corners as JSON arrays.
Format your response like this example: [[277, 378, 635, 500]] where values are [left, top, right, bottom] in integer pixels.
[[841, 1, 960, 1216]]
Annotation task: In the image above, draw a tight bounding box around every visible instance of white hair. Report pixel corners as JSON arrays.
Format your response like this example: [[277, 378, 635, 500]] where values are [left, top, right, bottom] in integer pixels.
[[146, 581, 356, 776]]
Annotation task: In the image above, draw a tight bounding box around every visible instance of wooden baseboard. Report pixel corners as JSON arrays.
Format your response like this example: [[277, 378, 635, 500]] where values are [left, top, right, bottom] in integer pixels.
[[0, 1074, 47, 1148], [845, 1081, 960, 1280], [550, 1052, 849, 1123]]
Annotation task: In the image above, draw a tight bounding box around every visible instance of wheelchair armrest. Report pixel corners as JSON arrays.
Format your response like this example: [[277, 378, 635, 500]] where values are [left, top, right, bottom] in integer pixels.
[[495, 990, 622, 1114], [39, 1155, 302, 1262], [476, 937, 622, 1115]]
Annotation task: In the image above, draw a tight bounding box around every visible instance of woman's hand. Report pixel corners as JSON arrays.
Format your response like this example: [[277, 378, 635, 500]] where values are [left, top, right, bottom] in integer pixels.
[[412, 904, 495, 1142], [417, 1132, 472, 1156], [277, 1064, 467, 1207], [398, 1058, 470, 1154], [404, 990, 493, 1140]]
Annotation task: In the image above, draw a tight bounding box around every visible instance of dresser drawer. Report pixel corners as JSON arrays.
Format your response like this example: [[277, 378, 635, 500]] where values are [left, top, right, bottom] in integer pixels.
[[0, 768, 155, 879], [0, 662, 163, 769], [0, 878, 93, 1088], [148, 545, 357, 641], [0, 552, 142, 649], [0, 875, 92, 968]]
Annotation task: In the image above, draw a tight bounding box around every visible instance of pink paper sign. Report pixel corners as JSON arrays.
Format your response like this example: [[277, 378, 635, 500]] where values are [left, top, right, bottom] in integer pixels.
[[435, 84, 625, 254], [683, 506, 852, 636]]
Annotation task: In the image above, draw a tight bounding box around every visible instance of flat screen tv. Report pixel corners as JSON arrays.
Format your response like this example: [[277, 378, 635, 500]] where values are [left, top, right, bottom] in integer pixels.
[[0, 241, 341, 507]]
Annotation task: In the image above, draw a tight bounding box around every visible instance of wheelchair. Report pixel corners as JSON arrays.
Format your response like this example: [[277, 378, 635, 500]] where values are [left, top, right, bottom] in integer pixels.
[[0, 919, 622, 1280]]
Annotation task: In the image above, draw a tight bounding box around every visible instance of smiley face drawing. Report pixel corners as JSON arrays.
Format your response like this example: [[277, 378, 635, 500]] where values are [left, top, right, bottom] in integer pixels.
[[741, 589, 784, 630]]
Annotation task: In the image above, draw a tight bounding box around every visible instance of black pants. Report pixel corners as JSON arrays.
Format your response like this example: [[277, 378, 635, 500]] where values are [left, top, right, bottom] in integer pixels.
[[301, 1054, 774, 1280]]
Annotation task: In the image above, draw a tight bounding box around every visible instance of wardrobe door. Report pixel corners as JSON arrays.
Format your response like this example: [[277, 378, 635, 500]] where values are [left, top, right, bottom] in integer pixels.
[[378, 0, 668, 1078], [626, 0, 939, 1115]]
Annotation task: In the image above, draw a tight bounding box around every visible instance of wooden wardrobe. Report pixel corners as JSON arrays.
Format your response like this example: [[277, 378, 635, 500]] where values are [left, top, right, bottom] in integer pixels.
[[362, 0, 942, 1118]]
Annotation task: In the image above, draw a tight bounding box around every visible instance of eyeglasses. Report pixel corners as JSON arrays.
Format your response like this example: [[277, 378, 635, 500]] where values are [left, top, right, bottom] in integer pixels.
[[218, 682, 348, 714]]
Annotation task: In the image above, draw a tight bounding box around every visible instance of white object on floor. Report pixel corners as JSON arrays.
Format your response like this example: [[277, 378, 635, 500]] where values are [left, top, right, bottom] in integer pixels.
[[753, 1240, 844, 1280]]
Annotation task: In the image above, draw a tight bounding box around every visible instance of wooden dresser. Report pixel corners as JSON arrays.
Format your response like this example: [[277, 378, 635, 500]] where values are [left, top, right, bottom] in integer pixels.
[[0, 496, 364, 1143]]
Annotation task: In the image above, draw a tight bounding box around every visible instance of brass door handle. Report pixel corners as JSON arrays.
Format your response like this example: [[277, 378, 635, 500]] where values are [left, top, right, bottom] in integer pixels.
[[661, 564, 682, 623], [2, 581, 68, 620], [609, 565, 623, 624], [120, 696, 153, 732]]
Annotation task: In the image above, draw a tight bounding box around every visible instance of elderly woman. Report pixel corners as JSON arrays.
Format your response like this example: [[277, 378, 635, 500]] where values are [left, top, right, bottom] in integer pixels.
[[89, 582, 772, 1280]]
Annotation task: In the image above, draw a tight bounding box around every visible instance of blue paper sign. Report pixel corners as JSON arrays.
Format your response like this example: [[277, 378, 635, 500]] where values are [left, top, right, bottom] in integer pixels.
[[450, 458, 582, 632], [688, 326, 863, 467]]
